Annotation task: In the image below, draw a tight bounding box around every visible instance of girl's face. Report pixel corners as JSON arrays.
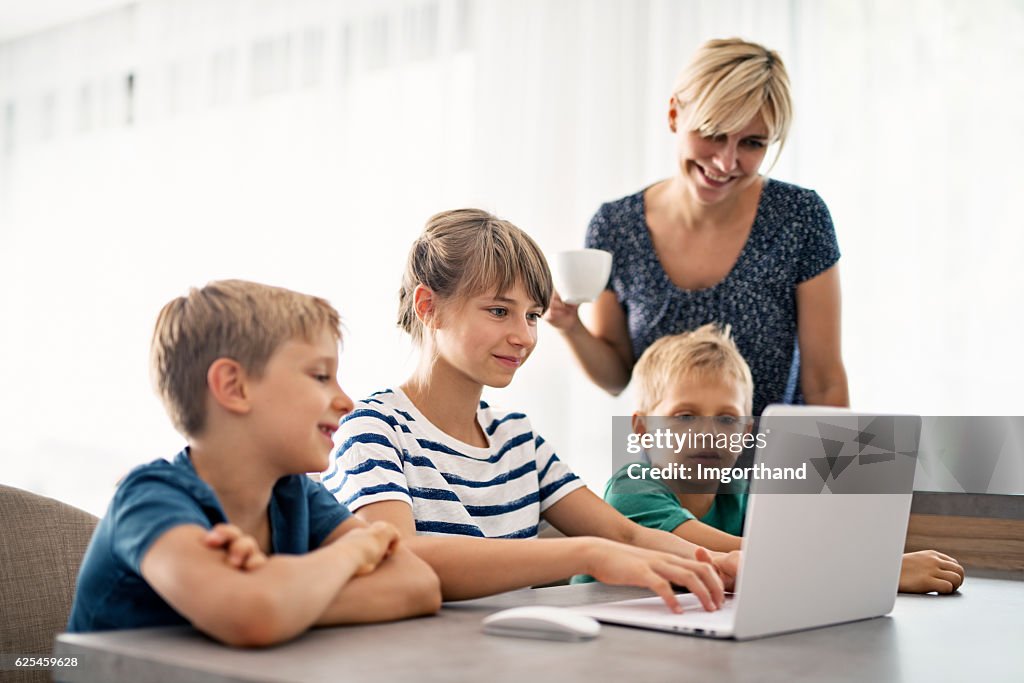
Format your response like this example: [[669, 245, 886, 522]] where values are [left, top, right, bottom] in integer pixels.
[[669, 101, 770, 206], [432, 282, 543, 389]]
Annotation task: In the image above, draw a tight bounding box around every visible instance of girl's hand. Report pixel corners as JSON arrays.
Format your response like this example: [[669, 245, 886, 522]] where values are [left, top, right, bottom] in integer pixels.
[[203, 523, 268, 571], [584, 539, 725, 613], [898, 550, 964, 594], [544, 291, 582, 332]]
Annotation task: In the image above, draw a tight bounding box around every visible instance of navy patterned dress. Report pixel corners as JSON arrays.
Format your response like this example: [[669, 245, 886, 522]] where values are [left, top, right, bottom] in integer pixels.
[[585, 178, 840, 416]]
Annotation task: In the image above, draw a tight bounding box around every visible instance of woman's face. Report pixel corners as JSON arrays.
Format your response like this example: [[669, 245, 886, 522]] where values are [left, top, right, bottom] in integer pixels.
[[670, 101, 771, 206]]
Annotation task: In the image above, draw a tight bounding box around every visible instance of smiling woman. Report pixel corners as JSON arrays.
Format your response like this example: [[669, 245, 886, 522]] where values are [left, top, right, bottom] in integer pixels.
[[546, 37, 849, 417]]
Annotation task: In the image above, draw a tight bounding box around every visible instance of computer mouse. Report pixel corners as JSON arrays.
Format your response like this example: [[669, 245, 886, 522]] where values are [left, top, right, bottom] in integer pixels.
[[481, 606, 601, 641]]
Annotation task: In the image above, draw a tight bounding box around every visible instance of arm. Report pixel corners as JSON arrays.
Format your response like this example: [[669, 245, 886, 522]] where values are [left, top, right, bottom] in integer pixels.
[[546, 290, 635, 395], [141, 522, 395, 647], [669, 519, 743, 553], [544, 487, 738, 589], [796, 264, 850, 407], [313, 516, 441, 624], [357, 499, 723, 612]]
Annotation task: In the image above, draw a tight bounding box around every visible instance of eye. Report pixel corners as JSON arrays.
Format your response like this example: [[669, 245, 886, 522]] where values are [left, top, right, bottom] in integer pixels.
[[313, 373, 331, 383], [526, 312, 542, 324], [715, 415, 739, 427], [742, 139, 766, 149], [487, 307, 508, 318], [671, 414, 698, 424]]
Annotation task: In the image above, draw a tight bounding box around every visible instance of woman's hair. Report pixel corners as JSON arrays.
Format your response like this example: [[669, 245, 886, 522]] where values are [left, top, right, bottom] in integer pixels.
[[633, 323, 754, 415], [672, 37, 793, 155], [397, 208, 553, 344]]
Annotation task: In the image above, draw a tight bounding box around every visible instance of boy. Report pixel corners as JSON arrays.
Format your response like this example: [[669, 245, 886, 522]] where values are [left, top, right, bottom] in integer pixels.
[[67, 280, 440, 646], [601, 324, 965, 594]]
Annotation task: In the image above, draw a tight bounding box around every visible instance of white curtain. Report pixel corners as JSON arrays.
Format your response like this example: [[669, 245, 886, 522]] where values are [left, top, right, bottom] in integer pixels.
[[1, 0, 1021, 513]]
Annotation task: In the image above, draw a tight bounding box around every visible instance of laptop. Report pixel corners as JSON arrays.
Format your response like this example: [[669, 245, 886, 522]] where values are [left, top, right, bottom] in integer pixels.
[[576, 405, 921, 640]]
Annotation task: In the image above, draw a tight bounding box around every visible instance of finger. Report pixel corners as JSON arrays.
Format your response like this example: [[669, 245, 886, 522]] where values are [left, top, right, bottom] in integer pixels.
[[204, 523, 241, 547], [936, 569, 963, 590], [684, 557, 725, 607], [927, 577, 956, 594], [661, 563, 717, 612], [229, 537, 258, 567], [938, 559, 965, 578], [243, 551, 268, 570], [644, 572, 682, 614]]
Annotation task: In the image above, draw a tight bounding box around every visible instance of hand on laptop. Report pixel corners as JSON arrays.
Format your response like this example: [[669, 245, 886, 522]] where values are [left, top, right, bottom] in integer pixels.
[[703, 548, 741, 591], [898, 550, 964, 594]]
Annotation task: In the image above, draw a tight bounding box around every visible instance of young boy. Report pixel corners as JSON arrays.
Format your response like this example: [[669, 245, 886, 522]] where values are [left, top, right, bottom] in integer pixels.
[[602, 323, 966, 594], [67, 280, 440, 646]]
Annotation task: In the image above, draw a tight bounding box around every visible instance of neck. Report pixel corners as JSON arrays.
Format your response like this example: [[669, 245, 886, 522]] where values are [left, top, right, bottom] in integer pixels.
[[402, 352, 485, 444], [666, 174, 761, 231], [189, 431, 277, 529]]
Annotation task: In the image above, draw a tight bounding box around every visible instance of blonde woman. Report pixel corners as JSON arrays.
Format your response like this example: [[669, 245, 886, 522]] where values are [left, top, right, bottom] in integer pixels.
[[547, 38, 849, 416]]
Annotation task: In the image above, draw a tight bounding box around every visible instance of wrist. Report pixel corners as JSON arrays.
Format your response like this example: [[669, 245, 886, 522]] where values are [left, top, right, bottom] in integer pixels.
[[577, 537, 610, 575]]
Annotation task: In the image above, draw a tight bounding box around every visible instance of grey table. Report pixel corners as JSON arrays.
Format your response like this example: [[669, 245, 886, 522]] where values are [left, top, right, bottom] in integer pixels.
[[54, 578, 1024, 683]]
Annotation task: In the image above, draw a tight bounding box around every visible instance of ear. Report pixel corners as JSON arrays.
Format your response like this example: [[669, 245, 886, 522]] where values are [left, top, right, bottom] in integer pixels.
[[413, 284, 438, 329], [668, 97, 679, 133], [206, 358, 252, 416], [631, 412, 648, 436]]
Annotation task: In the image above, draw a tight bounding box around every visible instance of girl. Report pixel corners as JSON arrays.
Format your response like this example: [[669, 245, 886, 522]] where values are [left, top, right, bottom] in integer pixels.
[[323, 208, 737, 612]]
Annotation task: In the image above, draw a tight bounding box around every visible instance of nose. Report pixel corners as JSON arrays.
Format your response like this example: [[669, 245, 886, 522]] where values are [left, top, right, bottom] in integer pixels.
[[712, 139, 738, 174], [507, 315, 536, 350], [332, 384, 355, 417]]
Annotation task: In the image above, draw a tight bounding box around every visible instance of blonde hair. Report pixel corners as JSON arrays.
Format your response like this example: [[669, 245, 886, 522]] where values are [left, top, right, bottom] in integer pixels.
[[397, 208, 553, 344], [633, 324, 754, 414], [150, 279, 341, 438], [672, 37, 793, 161]]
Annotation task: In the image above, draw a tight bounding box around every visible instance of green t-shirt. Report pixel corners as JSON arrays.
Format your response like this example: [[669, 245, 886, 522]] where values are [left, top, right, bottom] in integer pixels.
[[572, 462, 747, 584]]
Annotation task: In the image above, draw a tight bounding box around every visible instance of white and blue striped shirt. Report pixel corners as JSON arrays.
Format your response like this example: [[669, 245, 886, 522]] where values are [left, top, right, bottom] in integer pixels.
[[323, 388, 584, 539]]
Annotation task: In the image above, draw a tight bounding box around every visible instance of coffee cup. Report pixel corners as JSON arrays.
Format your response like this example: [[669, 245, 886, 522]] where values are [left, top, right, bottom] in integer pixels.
[[551, 249, 613, 305]]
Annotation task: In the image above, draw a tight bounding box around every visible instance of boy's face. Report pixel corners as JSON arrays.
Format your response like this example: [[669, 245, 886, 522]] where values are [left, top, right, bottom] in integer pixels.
[[633, 372, 751, 476], [247, 328, 353, 474]]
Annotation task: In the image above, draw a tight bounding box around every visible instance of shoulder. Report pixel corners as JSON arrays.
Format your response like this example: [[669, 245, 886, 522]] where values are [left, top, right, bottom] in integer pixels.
[[478, 400, 535, 443], [761, 178, 832, 219], [604, 462, 673, 498], [338, 389, 414, 438], [112, 453, 209, 508], [586, 188, 647, 245]]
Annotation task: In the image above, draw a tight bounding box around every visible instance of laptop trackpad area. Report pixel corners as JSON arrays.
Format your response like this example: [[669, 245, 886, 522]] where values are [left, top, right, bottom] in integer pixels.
[[574, 594, 736, 637]]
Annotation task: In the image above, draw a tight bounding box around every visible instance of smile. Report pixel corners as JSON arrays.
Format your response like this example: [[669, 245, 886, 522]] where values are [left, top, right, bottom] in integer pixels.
[[318, 424, 337, 441], [492, 354, 522, 369], [696, 164, 735, 187]]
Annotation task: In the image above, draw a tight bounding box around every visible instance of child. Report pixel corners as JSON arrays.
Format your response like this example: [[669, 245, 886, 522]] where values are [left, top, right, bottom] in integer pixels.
[[67, 280, 441, 646], [323, 209, 735, 614], [604, 324, 965, 594]]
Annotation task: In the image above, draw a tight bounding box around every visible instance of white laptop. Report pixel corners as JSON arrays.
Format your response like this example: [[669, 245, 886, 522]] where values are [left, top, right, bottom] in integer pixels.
[[576, 405, 921, 640]]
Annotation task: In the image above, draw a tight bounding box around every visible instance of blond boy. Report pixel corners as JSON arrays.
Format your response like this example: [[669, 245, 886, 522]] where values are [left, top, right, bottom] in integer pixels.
[[67, 280, 440, 646], [605, 324, 965, 594]]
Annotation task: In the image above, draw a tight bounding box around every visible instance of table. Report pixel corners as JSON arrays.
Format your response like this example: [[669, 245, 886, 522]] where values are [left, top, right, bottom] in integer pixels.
[[54, 578, 1024, 683]]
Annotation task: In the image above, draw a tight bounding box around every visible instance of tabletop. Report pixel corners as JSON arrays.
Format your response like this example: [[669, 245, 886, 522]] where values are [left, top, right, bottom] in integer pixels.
[[53, 577, 1024, 683]]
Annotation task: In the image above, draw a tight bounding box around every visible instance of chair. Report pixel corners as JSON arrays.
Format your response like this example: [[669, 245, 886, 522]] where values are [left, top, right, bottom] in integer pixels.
[[0, 485, 98, 683]]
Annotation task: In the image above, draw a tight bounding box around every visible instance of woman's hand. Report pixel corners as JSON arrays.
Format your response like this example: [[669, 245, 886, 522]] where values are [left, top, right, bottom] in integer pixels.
[[544, 291, 582, 332]]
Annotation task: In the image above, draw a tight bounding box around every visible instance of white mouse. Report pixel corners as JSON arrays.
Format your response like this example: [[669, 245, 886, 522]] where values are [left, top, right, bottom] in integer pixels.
[[481, 606, 601, 641]]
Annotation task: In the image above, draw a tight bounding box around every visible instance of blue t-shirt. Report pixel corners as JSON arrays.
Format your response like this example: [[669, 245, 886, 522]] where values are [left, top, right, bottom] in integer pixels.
[[586, 179, 840, 415], [67, 448, 351, 632]]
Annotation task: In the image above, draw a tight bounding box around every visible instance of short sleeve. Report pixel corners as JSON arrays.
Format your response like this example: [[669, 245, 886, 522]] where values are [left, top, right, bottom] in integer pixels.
[[534, 433, 585, 512], [325, 407, 412, 512], [303, 478, 352, 548], [795, 190, 841, 284], [603, 466, 693, 533], [110, 470, 215, 574]]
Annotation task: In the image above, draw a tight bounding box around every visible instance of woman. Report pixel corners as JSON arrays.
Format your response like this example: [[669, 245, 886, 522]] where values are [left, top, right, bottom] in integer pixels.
[[547, 38, 849, 415]]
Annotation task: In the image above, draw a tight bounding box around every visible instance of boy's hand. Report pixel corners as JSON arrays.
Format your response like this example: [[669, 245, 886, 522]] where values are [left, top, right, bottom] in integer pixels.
[[584, 539, 725, 614], [898, 550, 964, 594], [544, 292, 581, 332], [203, 523, 268, 570], [702, 548, 741, 591], [338, 521, 401, 576]]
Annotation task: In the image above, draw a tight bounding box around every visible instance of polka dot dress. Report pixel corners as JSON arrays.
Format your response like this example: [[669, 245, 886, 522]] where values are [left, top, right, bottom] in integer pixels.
[[585, 178, 840, 416]]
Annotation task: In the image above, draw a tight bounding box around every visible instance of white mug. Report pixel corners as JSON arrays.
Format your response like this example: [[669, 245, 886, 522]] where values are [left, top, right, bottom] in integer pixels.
[[551, 249, 613, 305]]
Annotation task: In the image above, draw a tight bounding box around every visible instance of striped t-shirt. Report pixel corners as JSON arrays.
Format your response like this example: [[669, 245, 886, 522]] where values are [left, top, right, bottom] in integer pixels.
[[322, 388, 585, 539]]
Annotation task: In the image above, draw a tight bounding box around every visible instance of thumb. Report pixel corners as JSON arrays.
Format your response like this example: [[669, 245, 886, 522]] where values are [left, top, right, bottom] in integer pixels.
[[694, 546, 713, 564]]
